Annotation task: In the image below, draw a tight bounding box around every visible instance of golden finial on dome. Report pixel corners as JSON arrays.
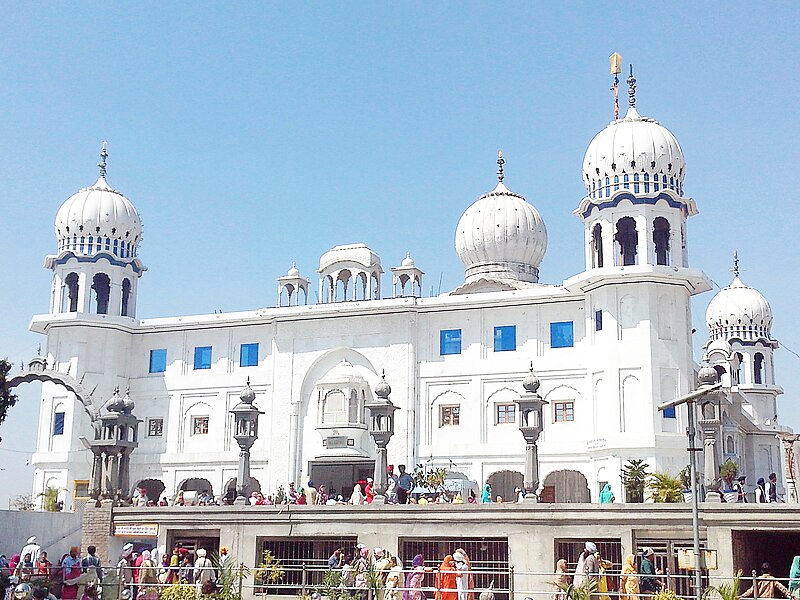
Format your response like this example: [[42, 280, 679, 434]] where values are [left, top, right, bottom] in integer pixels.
[[98, 141, 108, 178], [497, 150, 505, 183], [610, 52, 622, 119]]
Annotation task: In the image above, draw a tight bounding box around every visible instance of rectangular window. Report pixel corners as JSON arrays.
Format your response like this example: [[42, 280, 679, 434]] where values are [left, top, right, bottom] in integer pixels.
[[440, 329, 462, 355], [440, 405, 460, 426], [74, 480, 90, 499], [550, 321, 574, 348], [192, 416, 209, 435], [147, 418, 164, 437], [149, 349, 167, 373], [663, 406, 676, 419], [554, 401, 575, 422], [53, 412, 65, 435], [493, 325, 516, 352], [595, 310, 603, 331], [496, 403, 516, 424], [193, 346, 212, 370], [240, 343, 259, 367]]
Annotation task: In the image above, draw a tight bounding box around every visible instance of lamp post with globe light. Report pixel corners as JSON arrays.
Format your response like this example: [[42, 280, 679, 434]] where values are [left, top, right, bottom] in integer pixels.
[[514, 363, 548, 502], [230, 378, 263, 505], [366, 371, 398, 504], [658, 362, 722, 600]]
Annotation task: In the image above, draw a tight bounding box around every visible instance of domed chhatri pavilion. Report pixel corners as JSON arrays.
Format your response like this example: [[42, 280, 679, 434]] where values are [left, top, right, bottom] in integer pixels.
[[30, 71, 785, 509]]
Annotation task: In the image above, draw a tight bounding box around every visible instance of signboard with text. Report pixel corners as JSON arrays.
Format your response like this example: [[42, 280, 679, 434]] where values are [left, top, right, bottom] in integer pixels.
[[114, 524, 159, 537]]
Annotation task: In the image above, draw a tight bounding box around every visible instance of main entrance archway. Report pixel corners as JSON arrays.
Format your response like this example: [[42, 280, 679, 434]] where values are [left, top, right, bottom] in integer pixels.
[[542, 469, 591, 503]]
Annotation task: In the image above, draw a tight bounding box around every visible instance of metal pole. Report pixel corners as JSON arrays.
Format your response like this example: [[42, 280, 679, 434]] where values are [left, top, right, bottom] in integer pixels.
[[687, 400, 703, 600]]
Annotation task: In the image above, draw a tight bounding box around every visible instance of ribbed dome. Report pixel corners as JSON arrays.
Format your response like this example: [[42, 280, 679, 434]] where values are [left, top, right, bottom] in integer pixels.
[[706, 277, 773, 341], [54, 175, 142, 259], [455, 181, 547, 284], [582, 106, 685, 199], [317, 359, 367, 386]]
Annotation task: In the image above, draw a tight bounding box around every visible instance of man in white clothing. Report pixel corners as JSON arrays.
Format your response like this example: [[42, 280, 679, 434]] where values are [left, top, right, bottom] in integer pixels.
[[20, 537, 41, 566]]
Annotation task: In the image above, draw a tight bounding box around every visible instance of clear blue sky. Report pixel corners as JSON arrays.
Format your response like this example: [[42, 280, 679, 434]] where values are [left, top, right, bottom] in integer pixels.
[[1, 3, 798, 508]]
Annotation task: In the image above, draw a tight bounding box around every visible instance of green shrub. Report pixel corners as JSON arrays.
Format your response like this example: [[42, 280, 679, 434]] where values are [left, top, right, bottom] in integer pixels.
[[160, 584, 197, 600]]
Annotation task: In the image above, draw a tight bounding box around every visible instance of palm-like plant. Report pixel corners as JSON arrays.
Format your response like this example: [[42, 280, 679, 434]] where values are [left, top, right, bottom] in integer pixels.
[[719, 460, 738, 491], [648, 472, 684, 503], [553, 580, 597, 600], [0, 359, 19, 442], [621, 459, 650, 503], [703, 570, 741, 600]]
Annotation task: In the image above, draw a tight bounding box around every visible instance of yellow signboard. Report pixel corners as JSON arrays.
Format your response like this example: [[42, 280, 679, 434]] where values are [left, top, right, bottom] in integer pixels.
[[677, 548, 718, 570], [114, 524, 159, 537]]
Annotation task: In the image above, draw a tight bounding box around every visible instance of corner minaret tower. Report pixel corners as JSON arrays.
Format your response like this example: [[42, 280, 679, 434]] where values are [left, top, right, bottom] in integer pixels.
[[575, 65, 696, 272], [47, 144, 146, 317]]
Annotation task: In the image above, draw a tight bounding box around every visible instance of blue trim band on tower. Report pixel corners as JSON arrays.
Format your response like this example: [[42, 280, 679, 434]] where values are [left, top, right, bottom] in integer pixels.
[[51, 251, 146, 275], [580, 191, 687, 218]]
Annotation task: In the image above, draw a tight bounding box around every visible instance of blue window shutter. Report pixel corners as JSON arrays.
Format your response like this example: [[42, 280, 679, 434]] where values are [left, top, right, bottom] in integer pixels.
[[53, 412, 65, 435], [494, 326, 516, 352], [194, 346, 212, 369], [240, 343, 259, 367], [149, 349, 167, 373], [550, 322, 574, 348], [663, 406, 676, 419], [440, 329, 462, 355]]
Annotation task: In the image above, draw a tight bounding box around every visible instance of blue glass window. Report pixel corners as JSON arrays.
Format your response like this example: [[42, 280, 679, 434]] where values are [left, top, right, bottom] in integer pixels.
[[440, 329, 462, 355], [663, 406, 676, 419], [494, 326, 516, 352], [53, 412, 65, 435], [194, 346, 212, 370], [240, 343, 259, 367], [595, 310, 603, 331], [149, 349, 167, 373], [550, 322, 574, 348]]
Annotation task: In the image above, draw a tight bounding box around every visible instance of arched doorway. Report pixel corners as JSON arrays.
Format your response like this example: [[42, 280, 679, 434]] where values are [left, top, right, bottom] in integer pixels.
[[223, 476, 261, 503], [177, 477, 214, 496], [135, 479, 165, 503], [486, 470, 523, 503], [542, 470, 591, 503]]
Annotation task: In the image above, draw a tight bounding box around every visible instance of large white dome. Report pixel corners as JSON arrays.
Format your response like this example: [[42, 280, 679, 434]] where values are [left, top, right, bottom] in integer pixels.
[[706, 276, 773, 341], [55, 175, 142, 258], [455, 179, 547, 285], [582, 106, 685, 200]]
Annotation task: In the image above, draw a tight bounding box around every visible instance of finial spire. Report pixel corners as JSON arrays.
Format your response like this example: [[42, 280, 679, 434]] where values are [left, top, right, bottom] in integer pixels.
[[627, 64, 636, 108], [731, 250, 740, 278], [98, 141, 108, 178], [496, 150, 504, 183], [610, 52, 622, 119]]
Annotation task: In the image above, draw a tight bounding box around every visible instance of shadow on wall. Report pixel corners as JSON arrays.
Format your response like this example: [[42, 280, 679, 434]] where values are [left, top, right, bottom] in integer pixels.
[[1, 507, 83, 560]]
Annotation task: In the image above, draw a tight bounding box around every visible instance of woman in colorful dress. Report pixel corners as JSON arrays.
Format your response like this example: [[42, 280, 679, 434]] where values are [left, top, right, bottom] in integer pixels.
[[403, 555, 427, 600], [434, 555, 457, 600], [621, 554, 639, 600]]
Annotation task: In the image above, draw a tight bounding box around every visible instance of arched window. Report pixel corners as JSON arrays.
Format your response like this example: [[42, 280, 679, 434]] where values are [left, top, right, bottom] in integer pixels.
[[633, 173, 640, 193], [348, 390, 359, 423], [64, 272, 79, 312], [121, 278, 131, 317], [615, 217, 638, 266], [726, 435, 735, 454], [613, 175, 620, 191], [592, 223, 604, 268], [654, 176, 660, 192], [605, 177, 610, 197], [653, 217, 671, 266], [754, 353, 764, 384], [88, 235, 94, 254], [322, 390, 347, 423], [644, 173, 650, 193], [623, 174, 629, 189], [91, 273, 111, 314], [734, 352, 744, 385], [713, 365, 726, 383]]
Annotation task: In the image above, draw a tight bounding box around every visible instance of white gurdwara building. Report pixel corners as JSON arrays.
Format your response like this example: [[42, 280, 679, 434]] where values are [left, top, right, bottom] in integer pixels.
[[30, 87, 785, 507]]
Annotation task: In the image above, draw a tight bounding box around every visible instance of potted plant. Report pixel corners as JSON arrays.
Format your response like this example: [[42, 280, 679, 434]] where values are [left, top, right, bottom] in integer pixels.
[[621, 459, 649, 503], [719, 460, 738, 502], [647, 472, 684, 503]]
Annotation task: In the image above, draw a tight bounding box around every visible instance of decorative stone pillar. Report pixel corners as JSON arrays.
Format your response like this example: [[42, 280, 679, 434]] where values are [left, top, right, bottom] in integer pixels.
[[229, 378, 263, 504], [514, 364, 548, 502], [366, 371, 398, 504]]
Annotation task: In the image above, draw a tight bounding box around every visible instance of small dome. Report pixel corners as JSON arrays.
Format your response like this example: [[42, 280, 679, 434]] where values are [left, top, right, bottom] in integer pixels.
[[697, 362, 719, 387], [455, 167, 547, 285], [582, 106, 685, 199], [55, 174, 142, 258], [287, 263, 300, 277], [401, 253, 415, 267], [706, 276, 773, 341], [317, 359, 368, 387], [239, 378, 256, 403], [374, 372, 391, 399]]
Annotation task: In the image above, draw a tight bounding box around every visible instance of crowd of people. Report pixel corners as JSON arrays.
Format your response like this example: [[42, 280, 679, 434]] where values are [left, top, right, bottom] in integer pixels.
[[325, 545, 476, 600]]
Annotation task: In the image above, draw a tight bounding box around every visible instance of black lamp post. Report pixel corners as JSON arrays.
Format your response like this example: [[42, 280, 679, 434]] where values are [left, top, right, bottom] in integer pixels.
[[366, 371, 398, 504], [230, 378, 263, 505], [515, 363, 548, 502]]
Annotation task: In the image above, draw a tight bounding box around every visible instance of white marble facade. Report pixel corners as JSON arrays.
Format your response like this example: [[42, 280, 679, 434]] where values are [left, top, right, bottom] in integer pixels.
[[30, 88, 785, 509]]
